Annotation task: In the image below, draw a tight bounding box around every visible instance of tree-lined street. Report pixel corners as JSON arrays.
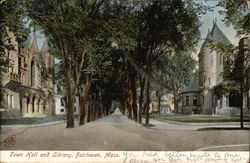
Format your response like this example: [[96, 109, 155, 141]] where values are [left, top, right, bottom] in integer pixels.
[[0, 1, 249, 160]]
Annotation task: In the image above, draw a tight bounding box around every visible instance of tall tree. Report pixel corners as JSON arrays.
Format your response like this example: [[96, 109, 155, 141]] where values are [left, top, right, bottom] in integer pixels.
[[213, 42, 249, 128], [218, 0, 249, 35], [218, 0, 249, 128], [152, 53, 197, 114], [24, 0, 83, 128], [133, 0, 202, 124]]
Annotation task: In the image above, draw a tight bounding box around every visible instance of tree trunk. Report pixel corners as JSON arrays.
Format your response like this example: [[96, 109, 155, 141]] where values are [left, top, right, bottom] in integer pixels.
[[87, 99, 91, 122], [128, 64, 138, 122], [145, 79, 150, 125], [156, 90, 161, 115], [65, 68, 74, 128], [127, 93, 133, 119], [125, 71, 133, 119], [138, 75, 145, 123], [78, 93, 85, 125], [145, 59, 152, 125], [92, 97, 96, 121], [240, 82, 244, 129]]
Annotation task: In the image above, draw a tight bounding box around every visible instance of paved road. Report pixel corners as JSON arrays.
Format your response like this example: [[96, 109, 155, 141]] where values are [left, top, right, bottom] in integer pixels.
[[0, 110, 249, 151]]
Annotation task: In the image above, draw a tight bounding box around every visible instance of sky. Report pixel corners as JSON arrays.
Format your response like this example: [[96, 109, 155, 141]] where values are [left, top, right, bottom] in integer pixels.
[[190, 0, 241, 61], [197, 1, 239, 48]]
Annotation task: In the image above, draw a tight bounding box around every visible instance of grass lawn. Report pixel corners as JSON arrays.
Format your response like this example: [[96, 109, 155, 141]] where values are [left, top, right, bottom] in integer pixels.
[[149, 114, 250, 123]]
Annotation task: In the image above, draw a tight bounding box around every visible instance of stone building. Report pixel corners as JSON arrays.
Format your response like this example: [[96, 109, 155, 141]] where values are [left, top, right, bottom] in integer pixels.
[[181, 21, 249, 116], [1, 32, 55, 117], [198, 21, 231, 115]]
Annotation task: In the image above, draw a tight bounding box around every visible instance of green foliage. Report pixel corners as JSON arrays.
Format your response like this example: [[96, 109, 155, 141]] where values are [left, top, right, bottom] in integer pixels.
[[152, 52, 197, 92], [211, 42, 249, 94], [21, 0, 206, 115], [0, 0, 27, 73], [218, 0, 250, 35], [134, 0, 203, 60]]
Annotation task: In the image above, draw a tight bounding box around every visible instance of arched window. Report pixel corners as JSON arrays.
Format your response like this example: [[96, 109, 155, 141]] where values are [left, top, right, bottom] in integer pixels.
[[32, 96, 35, 113], [31, 60, 35, 87]]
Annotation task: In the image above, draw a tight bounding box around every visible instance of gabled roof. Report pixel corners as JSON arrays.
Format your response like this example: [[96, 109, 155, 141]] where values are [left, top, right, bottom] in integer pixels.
[[182, 79, 199, 93], [199, 21, 232, 56], [20, 32, 39, 52], [29, 33, 39, 52], [40, 39, 49, 53], [201, 29, 213, 47], [210, 22, 231, 45]]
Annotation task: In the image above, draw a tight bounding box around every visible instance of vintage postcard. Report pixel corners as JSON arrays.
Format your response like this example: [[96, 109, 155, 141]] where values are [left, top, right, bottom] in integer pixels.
[[0, 0, 249, 162]]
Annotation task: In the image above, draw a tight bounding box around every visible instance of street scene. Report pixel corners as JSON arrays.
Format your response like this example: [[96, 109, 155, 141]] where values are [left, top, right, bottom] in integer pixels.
[[0, 0, 249, 160]]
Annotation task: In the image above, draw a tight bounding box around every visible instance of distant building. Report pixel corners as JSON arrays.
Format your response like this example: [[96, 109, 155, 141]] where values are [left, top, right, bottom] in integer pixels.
[[54, 88, 80, 115], [149, 93, 175, 114], [181, 21, 249, 116], [54, 65, 80, 115], [1, 32, 55, 117]]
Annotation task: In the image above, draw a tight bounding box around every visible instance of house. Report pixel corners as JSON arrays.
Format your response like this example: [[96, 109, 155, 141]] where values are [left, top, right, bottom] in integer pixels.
[[149, 93, 175, 114], [54, 86, 80, 115], [54, 64, 80, 115]]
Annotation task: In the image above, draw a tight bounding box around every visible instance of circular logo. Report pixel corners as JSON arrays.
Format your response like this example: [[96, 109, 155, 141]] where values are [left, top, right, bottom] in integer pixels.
[[4, 135, 16, 147]]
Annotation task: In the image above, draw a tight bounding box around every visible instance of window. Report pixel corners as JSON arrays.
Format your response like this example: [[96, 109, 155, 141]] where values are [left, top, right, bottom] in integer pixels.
[[209, 78, 211, 85], [193, 95, 197, 105], [229, 91, 241, 107], [60, 98, 64, 106], [185, 96, 189, 106], [60, 109, 64, 113], [219, 55, 222, 64], [31, 60, 35, 87], [74, 106, 76, 112], [203, 76, 206, 84], [18, 57, 21, 68]]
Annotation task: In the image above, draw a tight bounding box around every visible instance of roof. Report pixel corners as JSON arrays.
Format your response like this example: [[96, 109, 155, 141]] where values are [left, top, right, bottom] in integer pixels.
[[210, 22, 231, 45], [4, 80, 22, 92], [40, 39, 49, 53], [182, 79, 199, 93], [199, 21, 232, 56], [4, 80, 46, 99], [20, 32, 39, 51]]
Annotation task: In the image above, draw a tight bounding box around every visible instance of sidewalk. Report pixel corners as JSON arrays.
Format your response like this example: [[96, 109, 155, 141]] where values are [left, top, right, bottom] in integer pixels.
[[151, 118, 250, 126], [142, 118, 250, 131]]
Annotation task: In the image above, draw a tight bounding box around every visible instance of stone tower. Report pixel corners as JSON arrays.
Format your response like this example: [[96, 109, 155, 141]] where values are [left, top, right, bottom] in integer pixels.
[[198, 21, 231, 114]]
